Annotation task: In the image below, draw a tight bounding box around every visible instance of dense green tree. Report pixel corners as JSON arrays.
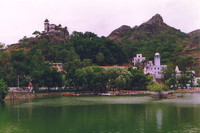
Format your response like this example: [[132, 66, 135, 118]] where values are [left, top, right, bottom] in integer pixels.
[[176, 56, 194, 73], [177, 71, 194, 88], [106, 67, 132, 90], [96, 52, 105, 65], [64, 59, 93, 88], [42, 69, 63, 89], [69, 31, 127, 65], [147, 82, 165, 99], [147, 82, 164, 92], [162, 67, 178, 89], [166, 78, 178, 89], [73, 66, 107, 91], [129, 69, 151, 90], [0, 79, 8, 101]]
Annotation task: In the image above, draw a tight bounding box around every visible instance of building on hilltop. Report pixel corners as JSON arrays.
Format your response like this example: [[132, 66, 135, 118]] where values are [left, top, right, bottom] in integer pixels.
[[42, 19, 69, 38], [133, 53, 167, 79], [132, 54, 146, 66]]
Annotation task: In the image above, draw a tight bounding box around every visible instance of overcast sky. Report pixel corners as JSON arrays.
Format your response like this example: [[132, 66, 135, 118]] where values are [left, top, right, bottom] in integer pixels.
[[0, 0, 200, 45]]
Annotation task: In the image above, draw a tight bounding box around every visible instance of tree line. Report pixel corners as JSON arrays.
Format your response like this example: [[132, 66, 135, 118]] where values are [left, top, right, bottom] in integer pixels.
[[0, 31, 197, 99]]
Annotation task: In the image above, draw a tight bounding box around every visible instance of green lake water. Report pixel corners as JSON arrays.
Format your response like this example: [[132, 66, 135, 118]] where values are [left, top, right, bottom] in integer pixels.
[[1, 93, 200, 133]]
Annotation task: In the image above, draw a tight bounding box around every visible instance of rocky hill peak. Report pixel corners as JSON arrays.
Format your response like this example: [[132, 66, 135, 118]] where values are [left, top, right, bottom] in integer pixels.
[[109, 25, 131, 36], [108, 25, 132, 42], [146, 14, 164, 25], [108, 14, 189, 43]]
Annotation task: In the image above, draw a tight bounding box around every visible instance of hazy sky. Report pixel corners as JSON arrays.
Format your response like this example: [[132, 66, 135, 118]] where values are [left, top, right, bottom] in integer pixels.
[[0, 0, 200, 45]]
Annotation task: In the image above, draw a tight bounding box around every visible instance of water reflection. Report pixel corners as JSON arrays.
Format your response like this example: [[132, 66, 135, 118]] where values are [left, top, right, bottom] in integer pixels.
[[156, 109, 162, 130], [1, 94, 200, 133]]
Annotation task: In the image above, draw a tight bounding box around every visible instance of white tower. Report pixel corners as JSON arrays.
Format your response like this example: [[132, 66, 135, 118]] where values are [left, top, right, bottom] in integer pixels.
[[44, 19, 49, 33], [154, 53, 160, 66]]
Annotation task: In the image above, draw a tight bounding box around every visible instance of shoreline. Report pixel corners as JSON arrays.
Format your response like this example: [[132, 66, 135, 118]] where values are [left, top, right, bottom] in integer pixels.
[[4, 87, 200, 100], [173, 88, 200, 93]]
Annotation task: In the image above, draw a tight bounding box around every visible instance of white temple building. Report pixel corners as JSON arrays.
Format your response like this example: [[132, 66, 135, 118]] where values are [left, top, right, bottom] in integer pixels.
[[132, 54, 146, 66], [144, 53, 167, 79], [133, 53, 167, 79]]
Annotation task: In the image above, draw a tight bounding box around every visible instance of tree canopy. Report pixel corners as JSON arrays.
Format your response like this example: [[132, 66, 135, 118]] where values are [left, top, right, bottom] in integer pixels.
[[0, 30, 197, 91]]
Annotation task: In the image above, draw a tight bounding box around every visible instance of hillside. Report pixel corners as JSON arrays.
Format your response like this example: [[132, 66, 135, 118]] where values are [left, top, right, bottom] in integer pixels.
[[108, 14, 189, 43], [3, 14, 200, 75], [182, 30, 200, 75], [1, 14, 200, 88], [189, 29, 200, 36], [108, 14, 200, 74]]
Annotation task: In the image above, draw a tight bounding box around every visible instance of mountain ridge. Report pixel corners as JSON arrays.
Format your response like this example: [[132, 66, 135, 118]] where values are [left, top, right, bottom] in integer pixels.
[[3, 14, 200, 75], [108, 14, 188, 42], [108, 14, 200, 75]]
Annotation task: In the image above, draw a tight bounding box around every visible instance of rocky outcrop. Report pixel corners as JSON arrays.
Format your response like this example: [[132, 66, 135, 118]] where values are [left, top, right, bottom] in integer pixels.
[[108, 14, 182, 42], [108, 25, 132, 42], [138, 14, 171, 35], [145, 14, 164, 25]]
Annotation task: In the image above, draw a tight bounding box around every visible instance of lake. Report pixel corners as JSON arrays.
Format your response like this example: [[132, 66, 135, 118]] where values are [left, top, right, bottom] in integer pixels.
[[1, 93, 200, 133]]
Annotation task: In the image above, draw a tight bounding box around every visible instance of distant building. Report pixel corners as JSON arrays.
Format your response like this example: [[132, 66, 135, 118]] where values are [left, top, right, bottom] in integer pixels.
[[42, 19, 69, 38], [133, 53, 167, 79], [132, 54, 146, 66], [144, 53, 167, 79], [175, 66, 198, 86], [175, 66, 181, 77]]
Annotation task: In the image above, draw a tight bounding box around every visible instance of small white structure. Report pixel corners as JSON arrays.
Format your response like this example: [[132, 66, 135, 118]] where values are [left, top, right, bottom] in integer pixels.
[[132, 54, 146, 65], [144, 53, 167, 79], [175, 66, 181, 77]]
